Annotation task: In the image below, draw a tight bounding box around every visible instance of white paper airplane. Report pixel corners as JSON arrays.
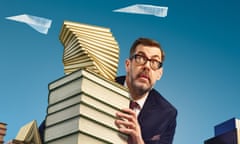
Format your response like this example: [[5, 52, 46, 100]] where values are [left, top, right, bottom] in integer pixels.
[[113, 4, 168, 17], [6, 14, 52, 34]]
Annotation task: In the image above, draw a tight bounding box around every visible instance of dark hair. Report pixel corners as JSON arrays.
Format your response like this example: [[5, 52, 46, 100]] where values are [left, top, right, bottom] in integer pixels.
[[129, 37, 165, 62]]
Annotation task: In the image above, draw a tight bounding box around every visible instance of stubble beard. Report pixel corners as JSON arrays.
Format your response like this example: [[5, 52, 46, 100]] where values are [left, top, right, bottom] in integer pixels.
[[130, 73, 152, 98]]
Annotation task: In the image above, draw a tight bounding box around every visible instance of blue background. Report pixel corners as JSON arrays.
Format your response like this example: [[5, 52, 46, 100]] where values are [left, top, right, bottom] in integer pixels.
[[1, 0, 239, 143]]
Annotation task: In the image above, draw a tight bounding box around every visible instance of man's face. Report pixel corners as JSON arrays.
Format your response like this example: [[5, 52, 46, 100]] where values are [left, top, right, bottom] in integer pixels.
[[125, 44, 163, 96]]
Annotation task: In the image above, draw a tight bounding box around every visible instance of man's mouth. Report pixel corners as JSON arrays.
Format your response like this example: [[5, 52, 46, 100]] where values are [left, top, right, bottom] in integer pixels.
[[138, 73, 150, 81]]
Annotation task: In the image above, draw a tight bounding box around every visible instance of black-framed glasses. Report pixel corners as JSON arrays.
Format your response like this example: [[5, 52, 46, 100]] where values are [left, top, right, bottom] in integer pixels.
[[130, 54, 163, 70]]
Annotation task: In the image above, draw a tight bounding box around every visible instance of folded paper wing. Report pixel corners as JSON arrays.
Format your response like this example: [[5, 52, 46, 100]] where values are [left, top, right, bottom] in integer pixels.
[[6, 14, 52, 34], [113, 4, 168, 17]]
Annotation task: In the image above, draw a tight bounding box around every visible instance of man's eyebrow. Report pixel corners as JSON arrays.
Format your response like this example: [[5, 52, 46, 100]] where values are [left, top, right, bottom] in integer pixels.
[[151, 55, 161, 59], [136, 51, 161, 59], [135, 51, 145, 55]]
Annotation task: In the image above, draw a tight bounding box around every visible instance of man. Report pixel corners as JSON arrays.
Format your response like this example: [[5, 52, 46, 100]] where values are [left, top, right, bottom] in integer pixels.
[[115, 37, 177, 144]]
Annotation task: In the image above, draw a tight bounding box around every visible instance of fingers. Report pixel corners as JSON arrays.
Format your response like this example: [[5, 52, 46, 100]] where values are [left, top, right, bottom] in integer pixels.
[[116, 108, 137, 120], [115, 119, 136, 136], [115, 118, 136, 130], [115, 108, 144, 144], [115, 108, 138, 135]]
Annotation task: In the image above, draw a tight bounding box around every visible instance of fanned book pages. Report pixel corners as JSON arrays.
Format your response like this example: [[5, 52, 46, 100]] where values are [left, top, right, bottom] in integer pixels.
[[59, 21, 120, 81]]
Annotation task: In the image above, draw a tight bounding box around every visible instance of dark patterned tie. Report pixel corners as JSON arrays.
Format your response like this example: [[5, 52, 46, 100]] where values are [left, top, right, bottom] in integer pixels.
[[129, 100, 140, 110]]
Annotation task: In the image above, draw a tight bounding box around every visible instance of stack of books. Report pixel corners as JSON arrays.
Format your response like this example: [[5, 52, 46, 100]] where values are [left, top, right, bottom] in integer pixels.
[[44, 69, 129, 144], [59, 21, 120, 81], [0, 122, 7, 144]]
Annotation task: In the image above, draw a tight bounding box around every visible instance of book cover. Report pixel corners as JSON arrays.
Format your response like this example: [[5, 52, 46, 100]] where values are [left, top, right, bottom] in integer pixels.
[[214, 117, 240, 136]]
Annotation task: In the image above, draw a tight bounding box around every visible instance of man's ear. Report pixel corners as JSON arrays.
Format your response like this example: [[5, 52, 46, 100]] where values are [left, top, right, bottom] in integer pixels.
[[125, 59, 130, 73], [156, 68, 163, 80]]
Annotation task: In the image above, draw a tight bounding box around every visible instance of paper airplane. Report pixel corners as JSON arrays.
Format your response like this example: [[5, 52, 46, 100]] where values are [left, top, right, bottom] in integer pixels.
[[113, 4, 168, 17], [6, 14, 52, 34]]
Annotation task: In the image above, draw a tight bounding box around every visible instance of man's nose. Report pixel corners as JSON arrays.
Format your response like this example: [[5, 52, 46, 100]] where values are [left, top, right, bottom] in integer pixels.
[[143, 60, 151, 69]]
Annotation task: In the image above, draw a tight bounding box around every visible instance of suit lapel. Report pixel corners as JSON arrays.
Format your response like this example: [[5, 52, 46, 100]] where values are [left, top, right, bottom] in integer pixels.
[[139, 90, 159, 116]]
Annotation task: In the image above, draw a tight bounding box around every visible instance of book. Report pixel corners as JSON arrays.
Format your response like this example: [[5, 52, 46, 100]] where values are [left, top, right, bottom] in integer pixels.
[[14, 120, 42, 144], [214, 117, 240, 136], [64, 66, 99, 75], [63, 55, 93, 65], [63, 59, 96, 70]]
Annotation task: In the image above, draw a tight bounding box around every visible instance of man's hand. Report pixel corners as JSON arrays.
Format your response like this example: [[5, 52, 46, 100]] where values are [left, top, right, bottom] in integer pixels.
[[115, 108, 145, 144]]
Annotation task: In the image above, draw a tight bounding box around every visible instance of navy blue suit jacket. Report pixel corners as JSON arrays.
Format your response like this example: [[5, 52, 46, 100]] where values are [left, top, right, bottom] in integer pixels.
[[115, 76, 177, 144]]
